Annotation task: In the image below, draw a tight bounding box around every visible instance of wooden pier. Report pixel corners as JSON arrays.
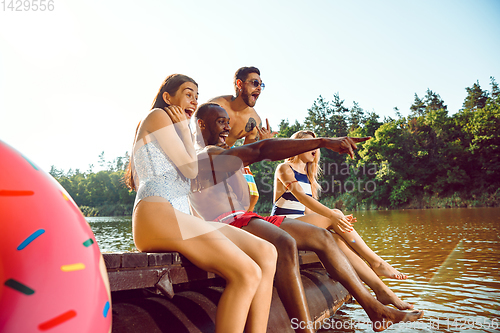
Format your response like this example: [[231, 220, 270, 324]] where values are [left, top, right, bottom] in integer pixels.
[[104, 251, 351, 333]]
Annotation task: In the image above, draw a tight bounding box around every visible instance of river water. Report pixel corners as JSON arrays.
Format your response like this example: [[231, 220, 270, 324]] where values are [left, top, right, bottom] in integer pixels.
[[88, 207, 500, 332]]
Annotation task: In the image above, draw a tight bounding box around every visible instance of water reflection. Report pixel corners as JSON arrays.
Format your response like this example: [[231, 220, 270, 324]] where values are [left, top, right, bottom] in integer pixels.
[[87, 216, 137, 253], [321, 207, 500, 333]]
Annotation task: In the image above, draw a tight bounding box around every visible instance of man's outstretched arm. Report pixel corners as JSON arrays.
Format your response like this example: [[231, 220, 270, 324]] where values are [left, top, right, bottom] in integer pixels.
[[216, 135, 371, 167]]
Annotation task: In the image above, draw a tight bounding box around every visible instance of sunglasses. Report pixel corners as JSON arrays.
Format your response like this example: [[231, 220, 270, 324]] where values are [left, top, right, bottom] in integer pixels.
[[245, 79, 265, 90]]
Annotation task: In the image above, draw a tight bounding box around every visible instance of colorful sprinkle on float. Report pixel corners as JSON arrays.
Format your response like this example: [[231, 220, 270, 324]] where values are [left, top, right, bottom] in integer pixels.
[[0, 140, 112, 332]]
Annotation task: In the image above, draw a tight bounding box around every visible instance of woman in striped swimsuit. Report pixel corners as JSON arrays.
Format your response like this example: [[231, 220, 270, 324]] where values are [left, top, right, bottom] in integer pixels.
[[271, 130, 412, 310]]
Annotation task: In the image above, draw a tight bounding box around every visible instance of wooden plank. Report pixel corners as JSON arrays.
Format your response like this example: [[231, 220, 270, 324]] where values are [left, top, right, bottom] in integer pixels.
[[299, 251, 320, 265], [148, 253, 173, 266], [104, 251, 321, 270], [108, 268, 167, 292], [122, 252, 148, 268], [169, 266, 216, 284], [107, 265, 219, 292], [103, 253, 122, 269], [104, 251, 322, 293]]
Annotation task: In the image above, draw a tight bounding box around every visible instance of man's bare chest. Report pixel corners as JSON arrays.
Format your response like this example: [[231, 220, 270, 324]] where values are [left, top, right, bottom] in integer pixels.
[[229, 114, 258, 138]]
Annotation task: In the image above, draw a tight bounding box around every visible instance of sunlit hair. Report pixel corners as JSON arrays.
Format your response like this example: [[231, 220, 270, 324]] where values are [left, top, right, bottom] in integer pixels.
[[124, 74, 197, 190], [286, 130, 322, 199], [234, 66, 260, 94]]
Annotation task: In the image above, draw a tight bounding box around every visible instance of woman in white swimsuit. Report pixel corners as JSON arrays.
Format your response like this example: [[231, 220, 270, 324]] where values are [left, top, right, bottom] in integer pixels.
[[272, 130, 413, 310], [125, 74, 277, 333]]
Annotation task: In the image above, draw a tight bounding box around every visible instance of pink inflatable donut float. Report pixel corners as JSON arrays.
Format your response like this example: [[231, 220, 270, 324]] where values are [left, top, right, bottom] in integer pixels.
[[0, 140, 111, 332]]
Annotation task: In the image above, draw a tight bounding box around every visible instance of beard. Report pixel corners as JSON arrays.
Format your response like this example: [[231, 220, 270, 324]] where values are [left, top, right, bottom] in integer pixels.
[[240, 89, 257, 107]]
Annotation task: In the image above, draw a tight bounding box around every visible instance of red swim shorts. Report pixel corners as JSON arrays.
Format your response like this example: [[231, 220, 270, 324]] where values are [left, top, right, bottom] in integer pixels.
[[213, 210, 285, 229]]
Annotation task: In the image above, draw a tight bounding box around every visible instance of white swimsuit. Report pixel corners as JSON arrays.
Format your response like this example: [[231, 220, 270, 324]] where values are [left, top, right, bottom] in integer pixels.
[[133, 140, 191, 214]]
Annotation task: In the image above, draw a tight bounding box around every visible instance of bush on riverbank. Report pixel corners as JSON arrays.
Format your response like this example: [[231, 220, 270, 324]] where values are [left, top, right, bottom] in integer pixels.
[[324, 189, 500, 211], [50, 153, 135, 217], [80, 203, 134, 217]]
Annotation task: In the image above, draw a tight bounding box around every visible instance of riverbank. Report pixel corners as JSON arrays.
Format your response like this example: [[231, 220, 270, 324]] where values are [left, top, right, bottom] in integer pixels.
[[80, 190, 500, 217], [320, 189, 500, 212], [80, 203, 133, 217]]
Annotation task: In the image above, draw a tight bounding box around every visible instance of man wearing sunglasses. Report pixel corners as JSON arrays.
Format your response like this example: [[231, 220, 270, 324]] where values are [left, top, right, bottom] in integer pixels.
[[210, 66, 277, 212], [209, 66, 276, 147]]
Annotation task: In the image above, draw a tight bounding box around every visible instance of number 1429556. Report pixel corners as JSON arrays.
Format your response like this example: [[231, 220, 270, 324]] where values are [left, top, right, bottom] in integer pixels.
[[2, 0, 54, 11]]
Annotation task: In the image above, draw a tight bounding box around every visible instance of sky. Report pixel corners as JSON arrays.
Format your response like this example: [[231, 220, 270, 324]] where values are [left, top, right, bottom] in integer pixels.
[[1, 0, 499, 173]]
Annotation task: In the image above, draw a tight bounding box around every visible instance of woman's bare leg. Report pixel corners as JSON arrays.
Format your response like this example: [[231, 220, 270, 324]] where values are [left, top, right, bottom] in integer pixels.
[[339, 213, 407, 279], [216, 223, 277, 333], [242, 219, 315, 333], [328, 233, 412, 310], [296, 215, 411, 308], [133, 200, 274, 333], [297, 213, 407, 279]]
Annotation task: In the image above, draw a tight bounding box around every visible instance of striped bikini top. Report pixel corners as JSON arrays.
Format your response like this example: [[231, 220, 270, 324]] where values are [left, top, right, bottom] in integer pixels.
[[270, 166, 312, 218]]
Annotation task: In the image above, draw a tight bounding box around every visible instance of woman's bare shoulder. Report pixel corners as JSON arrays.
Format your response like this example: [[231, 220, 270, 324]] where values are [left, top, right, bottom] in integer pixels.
[[276, 162, 294, 174], [142, 108, 173, 129], [134, 108, 173, 143]]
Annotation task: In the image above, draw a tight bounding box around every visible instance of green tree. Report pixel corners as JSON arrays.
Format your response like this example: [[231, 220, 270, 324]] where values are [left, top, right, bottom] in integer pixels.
[[49, 166, 63, 178], [410, 93, 425, 117], [98, 151, 106, 168], [304, 95, 332, 137], [463, 81, 488, 110], [277, 119, 303, 138], [410, 89, 447, 117], [358, 112, 382, 137], [490, 76, 500, 104], [348, 101, 365, 132], [463, 103, 500, 189], [424, 89, 447, 112], [356, 121, 420, 207], [51, 152, 135, 216]]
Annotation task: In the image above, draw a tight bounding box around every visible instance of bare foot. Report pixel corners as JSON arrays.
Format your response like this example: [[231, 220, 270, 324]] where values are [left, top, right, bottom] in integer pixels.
[[370, 308, 424, 332], [376, 289, 414, 310], [371, 260, 408, 280]]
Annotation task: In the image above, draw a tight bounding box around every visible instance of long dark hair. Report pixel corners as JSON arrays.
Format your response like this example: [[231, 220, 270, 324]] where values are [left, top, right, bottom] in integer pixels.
[[124, 74, 198, 190], [151, 74, 198, 109]]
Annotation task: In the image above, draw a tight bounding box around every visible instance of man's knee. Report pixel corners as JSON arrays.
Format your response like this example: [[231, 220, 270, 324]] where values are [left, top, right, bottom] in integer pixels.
[[312, 228, 338, 250], [274, 233, 298, 263]]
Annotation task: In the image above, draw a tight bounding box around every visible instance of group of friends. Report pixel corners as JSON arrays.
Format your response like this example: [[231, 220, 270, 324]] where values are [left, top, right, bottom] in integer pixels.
[[124, 67, 424, 333]]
